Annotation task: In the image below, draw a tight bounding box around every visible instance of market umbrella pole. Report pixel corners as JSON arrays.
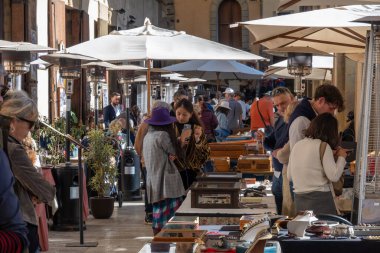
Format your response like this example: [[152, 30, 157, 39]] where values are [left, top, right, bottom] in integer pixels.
[[146, 60, 151, 112], [216, 72, 220, 92]]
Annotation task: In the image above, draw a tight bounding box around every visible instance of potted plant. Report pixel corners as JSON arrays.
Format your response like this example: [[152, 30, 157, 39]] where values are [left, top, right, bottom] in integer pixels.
[[84, 129, 118, 219], [37, 114, 86, 166]]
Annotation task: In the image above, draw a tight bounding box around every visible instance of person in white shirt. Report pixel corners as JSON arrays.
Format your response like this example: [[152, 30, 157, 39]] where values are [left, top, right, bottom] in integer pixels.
[[287, 113, 347, 214]]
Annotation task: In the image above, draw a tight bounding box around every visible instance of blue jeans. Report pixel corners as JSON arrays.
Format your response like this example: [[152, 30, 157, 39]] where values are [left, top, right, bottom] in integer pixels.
[[271, 173, 283, 214]]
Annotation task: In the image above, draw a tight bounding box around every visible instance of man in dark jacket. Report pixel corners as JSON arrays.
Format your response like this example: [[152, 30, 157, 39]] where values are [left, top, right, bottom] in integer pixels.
[[260, 87, 294, 214], [103, 92, 121, 128]]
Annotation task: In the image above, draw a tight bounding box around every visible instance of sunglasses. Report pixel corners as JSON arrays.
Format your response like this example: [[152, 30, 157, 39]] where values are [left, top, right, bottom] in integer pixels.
[[17, 117, 37, 129], [271, 87, 291, 96]]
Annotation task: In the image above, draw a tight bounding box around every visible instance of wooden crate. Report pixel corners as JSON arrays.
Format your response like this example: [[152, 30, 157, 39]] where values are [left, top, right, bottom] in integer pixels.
[[190, 182, 241, 209], [209, 144, 248, 159], [237, 155, 271, 173], [210, 157, 230, 172]]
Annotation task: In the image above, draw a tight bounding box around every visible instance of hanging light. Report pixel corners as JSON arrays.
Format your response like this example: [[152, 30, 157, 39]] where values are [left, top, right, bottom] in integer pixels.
[[59, 58, 81, 80]]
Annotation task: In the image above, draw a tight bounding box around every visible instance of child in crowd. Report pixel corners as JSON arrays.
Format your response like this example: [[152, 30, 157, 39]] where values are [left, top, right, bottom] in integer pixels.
[[142, 107, 185, 235]]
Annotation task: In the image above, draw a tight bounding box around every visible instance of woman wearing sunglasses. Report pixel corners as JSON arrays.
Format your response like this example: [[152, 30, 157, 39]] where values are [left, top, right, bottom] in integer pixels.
[[0, 90, 55, 253]]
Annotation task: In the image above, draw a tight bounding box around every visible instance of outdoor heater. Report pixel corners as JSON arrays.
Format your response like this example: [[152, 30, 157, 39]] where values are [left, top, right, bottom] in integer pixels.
[[59, 58, 81, 163], [41, 53, 97, 163], [287, 52, 312, 95], [0, 42, 56, 90], [266, 46, 329, 96], [86, 65, 106, 128], [117, 70, 135, 110], [2, 51, 34, 90], [151, 71, 162, 100]]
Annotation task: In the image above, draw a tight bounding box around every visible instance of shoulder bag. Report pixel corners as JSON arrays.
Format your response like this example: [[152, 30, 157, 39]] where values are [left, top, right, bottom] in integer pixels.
[[257, 101, 274, 136]]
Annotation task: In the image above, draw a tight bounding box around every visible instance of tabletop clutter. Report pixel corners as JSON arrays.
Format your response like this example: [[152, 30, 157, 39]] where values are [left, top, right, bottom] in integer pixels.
[[139, 171, 380, 253]]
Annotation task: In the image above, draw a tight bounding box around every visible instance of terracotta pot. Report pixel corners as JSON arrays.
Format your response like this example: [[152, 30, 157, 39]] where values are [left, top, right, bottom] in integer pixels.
[[89, 197, 114, 219]]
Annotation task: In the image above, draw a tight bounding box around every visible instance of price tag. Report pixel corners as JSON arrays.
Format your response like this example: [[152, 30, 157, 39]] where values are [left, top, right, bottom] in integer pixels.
[[70, 186, 79, 199], [124, 166, 135, 175]]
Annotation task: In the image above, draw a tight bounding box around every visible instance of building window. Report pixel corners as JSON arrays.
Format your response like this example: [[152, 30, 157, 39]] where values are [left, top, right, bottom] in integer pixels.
[[218, 0, 242, 49]]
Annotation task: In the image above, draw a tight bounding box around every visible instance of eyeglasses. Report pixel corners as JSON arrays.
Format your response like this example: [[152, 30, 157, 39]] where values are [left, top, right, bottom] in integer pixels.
[[17, 117, 37, 129]]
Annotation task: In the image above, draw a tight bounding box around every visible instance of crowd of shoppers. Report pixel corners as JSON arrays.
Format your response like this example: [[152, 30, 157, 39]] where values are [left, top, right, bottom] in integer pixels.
[[0, 81, 352, 251]]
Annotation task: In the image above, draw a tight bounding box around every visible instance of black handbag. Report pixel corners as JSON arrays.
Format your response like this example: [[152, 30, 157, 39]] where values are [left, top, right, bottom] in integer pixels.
[[257, 101, 274, 136]]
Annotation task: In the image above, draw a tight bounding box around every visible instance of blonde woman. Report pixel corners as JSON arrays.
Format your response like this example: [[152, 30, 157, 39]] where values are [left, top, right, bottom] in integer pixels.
[[277, 100, 299, 217]]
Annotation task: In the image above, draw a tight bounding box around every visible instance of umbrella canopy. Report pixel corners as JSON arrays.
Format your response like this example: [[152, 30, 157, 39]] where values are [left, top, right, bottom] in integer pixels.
[[0, 41, 55, 52], [163, 60, 264, 80], [265, 55, 333, 81], [41, 53, 99, 65], [277, 0, 380, 12], [234, 5, 379, 53], [65, 18, 265, 61], [180, 78, 207, 83], [57, 18, 266, 111]]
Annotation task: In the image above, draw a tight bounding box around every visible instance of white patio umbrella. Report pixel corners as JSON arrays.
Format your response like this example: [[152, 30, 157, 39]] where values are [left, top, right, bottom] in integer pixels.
[[163, 60, 264, 90], [63, 18, 265, 110], [265, 56, 333, 81], [233, 5, 379, 53], [0, 41, 56, 52], [277, 1, 380, 12], [180, 78, 207, 83]]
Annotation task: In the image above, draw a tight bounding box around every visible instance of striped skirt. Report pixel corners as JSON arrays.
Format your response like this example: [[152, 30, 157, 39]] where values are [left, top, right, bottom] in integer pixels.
[[152, 197, 184, 229]]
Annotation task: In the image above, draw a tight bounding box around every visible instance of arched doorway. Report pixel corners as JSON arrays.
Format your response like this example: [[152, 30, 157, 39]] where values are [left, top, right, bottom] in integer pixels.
[[218, 0, 242, 49]]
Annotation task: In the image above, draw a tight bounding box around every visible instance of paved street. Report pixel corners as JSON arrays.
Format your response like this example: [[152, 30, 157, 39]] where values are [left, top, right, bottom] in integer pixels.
[[47, 201, 152, 252]]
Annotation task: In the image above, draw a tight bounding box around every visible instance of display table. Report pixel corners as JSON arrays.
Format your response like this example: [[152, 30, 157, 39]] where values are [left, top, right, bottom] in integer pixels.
[[176, 190, 276, 224], [276, 236, 380, 253]]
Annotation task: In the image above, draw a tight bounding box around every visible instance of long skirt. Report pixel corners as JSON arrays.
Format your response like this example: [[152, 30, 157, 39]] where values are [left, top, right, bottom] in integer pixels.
[[294, 191, 336, 215], [152, 197, 184, 229]]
